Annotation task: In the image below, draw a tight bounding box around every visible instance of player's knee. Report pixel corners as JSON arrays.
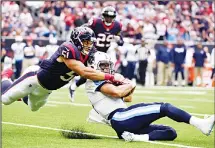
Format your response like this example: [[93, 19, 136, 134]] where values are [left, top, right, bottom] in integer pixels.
[[167, 128, 177, 140], [160, 103, 172, 115]]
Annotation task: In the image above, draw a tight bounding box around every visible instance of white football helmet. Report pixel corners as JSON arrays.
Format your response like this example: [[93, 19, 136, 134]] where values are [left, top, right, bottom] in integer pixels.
[[88, 51, 114, 74]]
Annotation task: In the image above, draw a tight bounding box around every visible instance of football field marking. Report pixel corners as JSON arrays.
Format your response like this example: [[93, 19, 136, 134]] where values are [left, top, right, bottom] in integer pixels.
[[2, 121, 203, 148]]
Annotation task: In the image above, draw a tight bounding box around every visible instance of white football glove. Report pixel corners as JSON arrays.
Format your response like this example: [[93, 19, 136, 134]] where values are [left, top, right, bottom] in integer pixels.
[[113, 35, 121, 42], [121, 131, 135, 142]]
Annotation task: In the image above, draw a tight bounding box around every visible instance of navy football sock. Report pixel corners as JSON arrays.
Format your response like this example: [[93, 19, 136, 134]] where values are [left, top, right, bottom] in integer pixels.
[[22, 96, 28, 105], [160, 103, 191, 124], [149, 128, 177, 141], [76, 77, 87, 87]]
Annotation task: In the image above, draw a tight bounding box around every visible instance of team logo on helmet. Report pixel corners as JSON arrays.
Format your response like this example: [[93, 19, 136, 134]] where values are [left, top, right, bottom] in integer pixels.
[[70, 27, 96, 55]]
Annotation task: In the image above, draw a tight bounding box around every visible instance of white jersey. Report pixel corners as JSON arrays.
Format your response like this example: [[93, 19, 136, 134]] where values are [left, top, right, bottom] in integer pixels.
[[85, 79, 127, 120], [3, 56, 14, 70], [11, 42, 26, 61]]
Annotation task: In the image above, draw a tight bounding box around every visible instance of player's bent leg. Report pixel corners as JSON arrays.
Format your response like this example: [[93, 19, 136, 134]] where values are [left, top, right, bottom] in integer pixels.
[[161, 103, 215, 136], [28, 85, 52, 111], [1, 72, 38, 105], [160, 103, 191, 123], [138, 124, 177, 141]]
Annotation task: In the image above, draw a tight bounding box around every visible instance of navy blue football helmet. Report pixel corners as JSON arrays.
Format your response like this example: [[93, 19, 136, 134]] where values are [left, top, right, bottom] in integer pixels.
[[70, 27, 96, 55]]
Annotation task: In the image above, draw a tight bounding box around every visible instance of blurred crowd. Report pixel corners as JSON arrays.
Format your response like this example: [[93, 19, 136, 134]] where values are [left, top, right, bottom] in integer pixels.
[[2, 1, 214, 42], [1, 1, 215, 87]]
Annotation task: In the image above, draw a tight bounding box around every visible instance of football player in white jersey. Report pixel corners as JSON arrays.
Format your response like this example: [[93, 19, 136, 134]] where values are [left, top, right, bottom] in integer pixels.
[[85, 51, 215, 141], [11, 36, 26, 78]]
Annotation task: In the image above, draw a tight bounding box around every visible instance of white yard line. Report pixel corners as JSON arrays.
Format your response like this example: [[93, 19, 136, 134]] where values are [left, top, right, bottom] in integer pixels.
[[45, 104, 57, 107], [2, 121, 203, 148]]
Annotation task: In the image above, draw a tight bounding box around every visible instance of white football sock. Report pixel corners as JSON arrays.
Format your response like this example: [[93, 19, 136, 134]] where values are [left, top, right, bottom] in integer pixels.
[[70, 82, 77, 90], [189, 116, 202, 128], [133, 134, 149, 141]]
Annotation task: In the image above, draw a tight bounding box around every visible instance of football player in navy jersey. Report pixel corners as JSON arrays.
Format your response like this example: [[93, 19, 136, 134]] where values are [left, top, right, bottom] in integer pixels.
[[1, 26, 124, 111], [69, 6, 124, 102]]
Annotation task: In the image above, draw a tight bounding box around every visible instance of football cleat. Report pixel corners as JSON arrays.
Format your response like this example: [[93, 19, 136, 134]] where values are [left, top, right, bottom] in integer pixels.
[[121, 131, 134, 142], [200, 115, 215, 136], [69, 88, 75, 102], [1, 68, 13, 79]]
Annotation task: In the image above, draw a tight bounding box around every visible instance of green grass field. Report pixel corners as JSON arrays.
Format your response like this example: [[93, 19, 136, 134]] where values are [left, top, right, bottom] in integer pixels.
[[2, 86, 215, 148]]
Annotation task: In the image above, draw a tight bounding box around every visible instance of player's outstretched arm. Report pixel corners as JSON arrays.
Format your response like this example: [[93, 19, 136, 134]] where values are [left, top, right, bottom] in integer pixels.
[[100, 79, 136, 98], [62, 58, 121, 82]]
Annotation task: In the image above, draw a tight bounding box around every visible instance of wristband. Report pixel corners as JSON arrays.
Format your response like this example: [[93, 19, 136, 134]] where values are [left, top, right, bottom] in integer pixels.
[[105, 74, 114, 82]]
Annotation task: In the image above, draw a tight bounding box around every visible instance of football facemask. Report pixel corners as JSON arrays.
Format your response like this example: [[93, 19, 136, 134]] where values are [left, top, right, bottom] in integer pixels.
[[98, 61, 114, 74]]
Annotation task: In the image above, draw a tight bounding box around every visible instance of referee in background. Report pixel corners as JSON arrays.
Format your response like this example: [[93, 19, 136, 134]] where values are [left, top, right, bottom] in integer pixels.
[[136, 39, 150, 86]]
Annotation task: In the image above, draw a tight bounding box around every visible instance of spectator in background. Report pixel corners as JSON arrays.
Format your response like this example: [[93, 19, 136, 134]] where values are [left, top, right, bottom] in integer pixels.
[[123, 22, 135, 38], [121, 38, 137, 80], [19, 8, 33, 27], [146, 43, 156, 86], [22, 37, 38, 73], [142, 18, 155, 39], [156, 42, 172, 86], [35, 21, 49, 37], [2, 50, 15, 80], [45, 36, 59, 59], [63, 7, 75, 35], [43, 25, 57, 38], [1, 40, 7, 71], [11, 36, 26, 79], [166, 22, 178, 42], [171, 38, 186, 86], [156, 19, 167, 41], [193, 41, 207, 86], [210, 48, 215, 87], [185, 42, 195, 86]]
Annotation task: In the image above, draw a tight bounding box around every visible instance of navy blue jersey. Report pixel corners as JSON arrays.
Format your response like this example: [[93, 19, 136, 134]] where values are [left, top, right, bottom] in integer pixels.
[[37, 42, 89, 90], [171, 45, 186, 65], [88, 18, 123, 52]]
